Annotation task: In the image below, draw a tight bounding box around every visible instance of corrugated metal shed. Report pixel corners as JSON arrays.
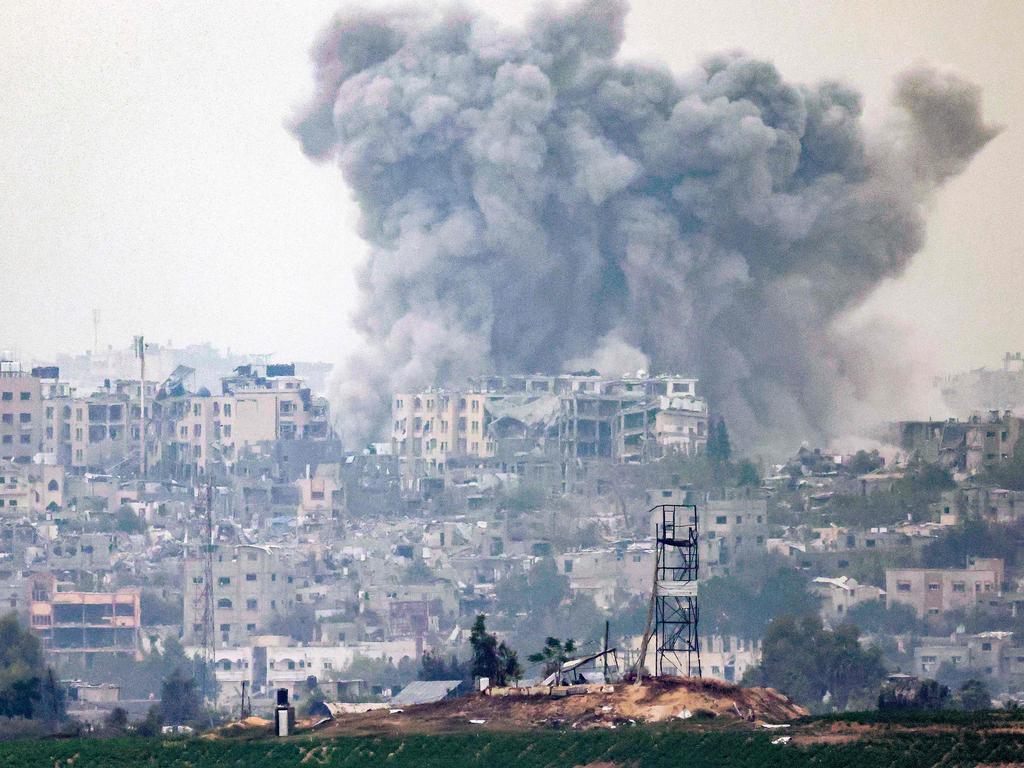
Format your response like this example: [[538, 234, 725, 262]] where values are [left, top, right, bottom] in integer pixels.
[[389, 680, 463, 706]]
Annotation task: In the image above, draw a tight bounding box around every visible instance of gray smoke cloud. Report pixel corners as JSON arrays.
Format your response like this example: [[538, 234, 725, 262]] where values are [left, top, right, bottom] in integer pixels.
[[291, 0, 999, 452]]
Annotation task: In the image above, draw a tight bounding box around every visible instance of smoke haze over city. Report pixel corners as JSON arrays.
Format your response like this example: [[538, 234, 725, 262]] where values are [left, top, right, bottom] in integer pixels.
[[291, 0, 997, 449]]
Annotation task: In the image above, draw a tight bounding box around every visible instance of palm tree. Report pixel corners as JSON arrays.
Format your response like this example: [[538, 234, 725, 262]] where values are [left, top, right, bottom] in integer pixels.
[[528, 637, 577, 678]]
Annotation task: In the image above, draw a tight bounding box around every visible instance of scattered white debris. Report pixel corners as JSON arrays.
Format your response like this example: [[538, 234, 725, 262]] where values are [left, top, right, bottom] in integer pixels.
[[601, 706, 613, 713], [388, 709, 404, 714], [761, 723, 790, 729], [468, 719, 486, 725], [675, 709, 693, 720], [771, 736, 791, 745]]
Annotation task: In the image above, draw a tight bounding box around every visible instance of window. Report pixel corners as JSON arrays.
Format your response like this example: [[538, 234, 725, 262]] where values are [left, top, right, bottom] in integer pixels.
[[246, 573, 257, 581], [866, 539, 876, 548], [220, 623, 230, 632], [735, 516, 742, 524], [0, 392, 10, 401], [19, 435, 29, 444], [218, 577, 231, 586], [217, 598, 232, 609], [1, 414, 11, 424], [1, 435, 11, 444], [953, 582, 966, 592], [19, 392, 30, 401], [193, 403, 201, 416], [927, 583, 940, 591], [715, 516, 727, 525], [982, 642, 992, 651], [246, 599, 258, 611], [246, 623, 256, 632], [20, 412, 32, 422], [564, 560, 573, 573], [897, 582, 912, 592]]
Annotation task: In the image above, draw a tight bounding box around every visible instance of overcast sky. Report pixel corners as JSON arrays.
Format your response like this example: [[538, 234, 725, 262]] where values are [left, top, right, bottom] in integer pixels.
[[1, 0, 1020, 376]]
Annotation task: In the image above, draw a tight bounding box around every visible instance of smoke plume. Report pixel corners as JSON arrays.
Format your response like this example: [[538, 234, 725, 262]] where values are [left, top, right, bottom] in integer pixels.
[[292, 0, 998, 452]]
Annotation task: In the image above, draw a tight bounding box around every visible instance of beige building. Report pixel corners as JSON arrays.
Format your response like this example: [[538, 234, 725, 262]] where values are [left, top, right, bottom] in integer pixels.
[[812, 576, 885, 624], [183, 544, 294, 647], [0, 365, 43, 461], [295, 464, 345, 524], [391, 390, 495, 485], [886, 558, 1003, 619], [156, 364, 331, 479]]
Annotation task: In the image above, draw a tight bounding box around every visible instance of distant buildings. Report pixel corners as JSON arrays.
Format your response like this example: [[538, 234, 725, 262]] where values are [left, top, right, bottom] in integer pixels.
[[891, 411, 1023, 473], [393, 372, 709, 489], [28, 573, 141, 660], [886, 558, 1004, 619], [183, 544, 295, 646], [0, 363, 43, 462]]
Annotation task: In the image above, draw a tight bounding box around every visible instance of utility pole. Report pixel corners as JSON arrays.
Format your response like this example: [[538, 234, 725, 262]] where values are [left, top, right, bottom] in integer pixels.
[[133, 335, 146, 477], [603, 619, 610, 683]]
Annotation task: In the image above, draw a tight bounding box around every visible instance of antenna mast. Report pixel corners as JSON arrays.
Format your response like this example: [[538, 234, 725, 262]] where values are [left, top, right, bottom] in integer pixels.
[[652, 504, 702, 678]]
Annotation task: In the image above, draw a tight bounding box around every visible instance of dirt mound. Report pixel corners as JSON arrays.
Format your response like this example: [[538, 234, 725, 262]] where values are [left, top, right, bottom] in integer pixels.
[[314, 677, 806, 736]]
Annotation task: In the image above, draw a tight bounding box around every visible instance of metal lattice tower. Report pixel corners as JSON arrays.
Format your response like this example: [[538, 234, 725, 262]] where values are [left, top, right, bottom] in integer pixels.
[[652, 504, 701, 678], [191, 483, 216, 703]]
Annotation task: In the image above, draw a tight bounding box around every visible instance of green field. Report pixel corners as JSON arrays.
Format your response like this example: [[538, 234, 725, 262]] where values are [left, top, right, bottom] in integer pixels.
[[3, 726, 1024, 768]]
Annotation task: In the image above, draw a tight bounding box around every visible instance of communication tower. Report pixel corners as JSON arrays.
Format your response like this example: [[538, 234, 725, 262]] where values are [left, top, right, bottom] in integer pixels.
[[652, 504, 701, 678]]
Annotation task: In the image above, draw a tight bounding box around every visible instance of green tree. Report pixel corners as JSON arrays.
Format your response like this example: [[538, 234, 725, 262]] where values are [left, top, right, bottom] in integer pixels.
[[528, 637, 577, 678], [846, 600, 921, 636], [847, 450, 884, 475], [267, 603, 318, 643], [922, 518, 1019, 569], [114, 505, 147, 534], [736, 460, 761, 487], [159, 668, 200, 726], [0, 612, 54, 720], [707, 418, 732, 465], [403, 559, 436, 584], [984, 437, 1024, 490], [958, 678, 992, 711], [418, 650, 467, 682], [135, 705, 163, 737], [104, 706, 129, 734], [140, 590, 183, 626], [469, 615, 499, 682], [497, 643, 522, 686], [743, 614, 885, 713]]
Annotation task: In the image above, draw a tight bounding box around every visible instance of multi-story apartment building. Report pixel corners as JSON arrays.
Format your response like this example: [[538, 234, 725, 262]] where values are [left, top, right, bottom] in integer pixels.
[[893, 411, 1023, 473], [0, 458, 64, 518], [561, 375, 707, 463], [887, 558, 1004, 619], [0, 363, 43, 462], [183, 544, 294, 646], [28, 573, 141, 660], [155, 364, 331, 479], [915, 630, 1016, 681], [391, 390, 494, 484]]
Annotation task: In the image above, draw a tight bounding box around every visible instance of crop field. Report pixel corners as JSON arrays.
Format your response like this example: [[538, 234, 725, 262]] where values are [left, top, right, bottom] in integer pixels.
[[3, 725, 1024, 768]]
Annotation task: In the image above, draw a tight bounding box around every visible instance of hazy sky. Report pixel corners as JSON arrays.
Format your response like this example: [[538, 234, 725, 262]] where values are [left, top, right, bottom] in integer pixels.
[[2, 0, 1020, 376]]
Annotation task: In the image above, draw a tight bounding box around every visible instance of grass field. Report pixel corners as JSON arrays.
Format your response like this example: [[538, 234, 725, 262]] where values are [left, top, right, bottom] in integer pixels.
[[3, 723, 1024, 768]]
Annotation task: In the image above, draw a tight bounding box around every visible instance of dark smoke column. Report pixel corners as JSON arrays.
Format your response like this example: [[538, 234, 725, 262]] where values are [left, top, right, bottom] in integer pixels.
[[292, 0, 998, 451]]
